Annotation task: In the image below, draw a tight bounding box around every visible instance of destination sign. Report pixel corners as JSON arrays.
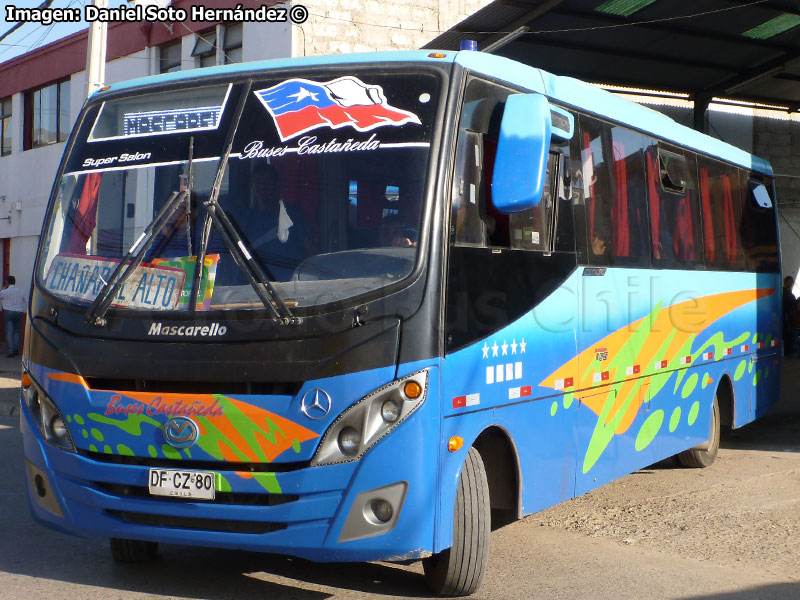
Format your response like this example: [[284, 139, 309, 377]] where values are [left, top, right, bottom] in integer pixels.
[[44, 254, 185, 310], [123, 105, 222, 136]]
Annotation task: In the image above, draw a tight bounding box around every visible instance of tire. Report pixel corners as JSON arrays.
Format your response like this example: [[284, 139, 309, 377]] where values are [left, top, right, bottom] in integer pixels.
[[110, 538, 158, 562], [423, 447, 490, 597], [677, 395, 720, 468]]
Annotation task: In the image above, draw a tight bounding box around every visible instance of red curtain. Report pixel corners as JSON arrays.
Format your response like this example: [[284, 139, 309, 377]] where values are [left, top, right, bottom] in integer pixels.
[[700, 168, 714, 263], [721, 175, 738, 263], [672, 192, 695, 261], [612, 142, 629, 256], [67, 172, 102, 254]]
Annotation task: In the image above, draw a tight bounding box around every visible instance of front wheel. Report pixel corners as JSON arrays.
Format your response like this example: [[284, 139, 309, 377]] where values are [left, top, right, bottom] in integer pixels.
[[423, 447, 490, 596], [677, 395, 720, 468]]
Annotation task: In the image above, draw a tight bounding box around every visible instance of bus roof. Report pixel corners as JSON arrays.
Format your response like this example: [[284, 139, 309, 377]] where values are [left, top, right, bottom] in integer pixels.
[[97, 49, 772, 177], [454, 51, 773, 177]]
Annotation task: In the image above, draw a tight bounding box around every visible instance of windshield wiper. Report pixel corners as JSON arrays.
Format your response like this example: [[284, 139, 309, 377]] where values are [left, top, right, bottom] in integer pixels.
[[85, 189, 189, 326], [187, 80, 298, 325], [85, 135, 198, 326], [183, 136, 195, 257]]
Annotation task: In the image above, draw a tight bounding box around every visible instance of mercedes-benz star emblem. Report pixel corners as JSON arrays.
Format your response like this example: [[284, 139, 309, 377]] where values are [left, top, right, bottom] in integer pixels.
[[163, 417, 199, 449], [301, 389, 332, 420]]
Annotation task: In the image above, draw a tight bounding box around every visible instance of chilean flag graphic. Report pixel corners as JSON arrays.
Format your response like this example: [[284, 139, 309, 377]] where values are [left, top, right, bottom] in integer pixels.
[[254, 76, 421, 141]]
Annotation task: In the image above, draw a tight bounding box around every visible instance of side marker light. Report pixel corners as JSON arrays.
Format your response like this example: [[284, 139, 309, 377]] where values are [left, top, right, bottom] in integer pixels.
[[448, 436, 463, 453], [427, 52, 447, 59], [404, 381, 422, 399], [21, 373, 31, 388]]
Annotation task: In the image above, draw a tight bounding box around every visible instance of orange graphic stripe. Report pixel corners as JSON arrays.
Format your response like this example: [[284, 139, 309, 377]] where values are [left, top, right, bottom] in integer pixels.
[[541, 288, 775, 435], [47, 372, 88, 387]]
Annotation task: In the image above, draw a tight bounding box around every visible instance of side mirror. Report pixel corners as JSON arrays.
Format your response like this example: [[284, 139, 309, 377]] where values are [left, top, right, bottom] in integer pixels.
[[491, 94, 551, 214]]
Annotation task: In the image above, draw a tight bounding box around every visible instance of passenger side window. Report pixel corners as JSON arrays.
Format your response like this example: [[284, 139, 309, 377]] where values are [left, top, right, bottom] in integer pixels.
[[451, 130, 488, 246], [579, 116, 613, 266], [646, 144, 703, 269], [578, 116, 650, 266], [508, 153, 558, 252], [740, 174, 779, 273], [697, 157, 745, 270], [450, 78, 513, 248], [573, 116, 650, 267], [609, 126, 650, 267]]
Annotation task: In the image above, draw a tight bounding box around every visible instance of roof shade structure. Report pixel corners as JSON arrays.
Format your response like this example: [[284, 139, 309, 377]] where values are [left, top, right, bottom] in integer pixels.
[[425, 0, 800, 129]]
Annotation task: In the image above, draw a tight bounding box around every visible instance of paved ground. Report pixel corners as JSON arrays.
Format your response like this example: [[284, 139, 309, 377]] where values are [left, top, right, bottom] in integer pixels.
[[0, 354, 22, 416]]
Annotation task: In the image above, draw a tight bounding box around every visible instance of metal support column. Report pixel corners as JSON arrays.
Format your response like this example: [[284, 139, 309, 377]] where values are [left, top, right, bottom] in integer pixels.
[[693, 95, 711, 134]]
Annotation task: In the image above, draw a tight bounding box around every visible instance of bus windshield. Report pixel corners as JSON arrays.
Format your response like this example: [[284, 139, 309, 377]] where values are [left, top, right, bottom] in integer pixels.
[[38, 71, 439, 313]]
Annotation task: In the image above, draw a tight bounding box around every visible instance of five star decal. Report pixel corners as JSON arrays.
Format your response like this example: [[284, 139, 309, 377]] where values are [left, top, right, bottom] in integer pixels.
[[480, 338, 526, 385], [482, 338, 526, 359]]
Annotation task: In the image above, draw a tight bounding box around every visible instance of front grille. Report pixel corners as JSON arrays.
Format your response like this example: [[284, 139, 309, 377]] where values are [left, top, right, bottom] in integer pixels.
[[95, 482, 298, 506], [106, 510, 287, 534], [84, 377, 302, 396], [78, 449, 309, 472]]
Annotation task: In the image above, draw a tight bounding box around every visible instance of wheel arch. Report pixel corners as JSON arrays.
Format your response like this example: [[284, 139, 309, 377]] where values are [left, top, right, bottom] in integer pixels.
[[716, 373, 735, 430], [472, 425, 521, 530]]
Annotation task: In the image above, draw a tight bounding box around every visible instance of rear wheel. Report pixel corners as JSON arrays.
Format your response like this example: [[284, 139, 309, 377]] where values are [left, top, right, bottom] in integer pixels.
[[677, 395, 720, 468], [110, 538, 159, 562], [423, 447, 490, 597]]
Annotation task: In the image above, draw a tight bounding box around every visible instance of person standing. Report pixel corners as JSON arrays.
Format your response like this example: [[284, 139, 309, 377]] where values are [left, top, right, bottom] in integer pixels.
[[0, 276, 26, 357]]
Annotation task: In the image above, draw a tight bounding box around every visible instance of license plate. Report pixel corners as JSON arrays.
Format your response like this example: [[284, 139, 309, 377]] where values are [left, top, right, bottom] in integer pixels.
[[148, 469, 216, 500]]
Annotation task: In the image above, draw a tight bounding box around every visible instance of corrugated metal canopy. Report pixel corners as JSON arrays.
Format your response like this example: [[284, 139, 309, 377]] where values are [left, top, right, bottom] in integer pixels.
[[425, 0, 800, 113]]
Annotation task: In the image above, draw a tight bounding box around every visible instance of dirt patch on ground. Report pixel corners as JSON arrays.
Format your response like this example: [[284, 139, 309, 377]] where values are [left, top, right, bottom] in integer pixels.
[[532, 429, 800, 580]]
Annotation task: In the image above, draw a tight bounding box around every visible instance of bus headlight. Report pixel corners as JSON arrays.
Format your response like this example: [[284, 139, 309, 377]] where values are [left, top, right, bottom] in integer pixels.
[[311, 369, 428, 466], [22, 371, 76, 453], [338, 427, 362, 455]]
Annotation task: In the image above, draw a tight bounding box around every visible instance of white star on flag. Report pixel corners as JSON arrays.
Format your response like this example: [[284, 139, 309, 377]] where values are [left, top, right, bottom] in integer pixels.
[[511, 339, 517, 354], [492, 341, 499, 357], [519, 339, 527, 353], [501, 340, 509, 355], [287, 87, 319, 102], [482, 342, 489, 359]]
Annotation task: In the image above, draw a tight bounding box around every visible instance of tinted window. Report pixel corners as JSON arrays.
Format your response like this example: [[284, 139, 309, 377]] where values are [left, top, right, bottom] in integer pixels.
[[697, 157, 745, 270], [445, 80, 578, 351], [450, 78, 513, 248], [508, 153, 557, 252], [646, 143, 703, 269], [579, 116, 613, 266], [741, 174, 779, 272], [609, 125, 650, 266], [578, 116, 649, 267]]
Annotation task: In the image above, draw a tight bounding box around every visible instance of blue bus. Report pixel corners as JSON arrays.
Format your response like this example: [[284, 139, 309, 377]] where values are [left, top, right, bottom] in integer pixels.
[[20, 48, 780, 596]]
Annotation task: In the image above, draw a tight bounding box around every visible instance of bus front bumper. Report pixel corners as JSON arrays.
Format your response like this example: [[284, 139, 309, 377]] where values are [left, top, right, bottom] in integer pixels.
[[20, 386, 439, 563]]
